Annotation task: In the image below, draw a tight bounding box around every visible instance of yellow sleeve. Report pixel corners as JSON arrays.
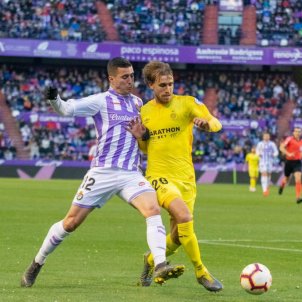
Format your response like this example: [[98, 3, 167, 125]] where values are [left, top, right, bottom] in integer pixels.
[[190, 99, 222, 132]]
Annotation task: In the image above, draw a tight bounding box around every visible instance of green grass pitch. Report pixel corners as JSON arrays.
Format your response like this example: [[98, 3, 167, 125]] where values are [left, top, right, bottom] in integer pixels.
[[1, 178, 302, 302]]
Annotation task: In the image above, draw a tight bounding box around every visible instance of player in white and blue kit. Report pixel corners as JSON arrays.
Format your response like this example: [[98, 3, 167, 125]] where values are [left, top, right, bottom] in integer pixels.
[[256, 132, 279, 196], [21, 57, 184, 287]]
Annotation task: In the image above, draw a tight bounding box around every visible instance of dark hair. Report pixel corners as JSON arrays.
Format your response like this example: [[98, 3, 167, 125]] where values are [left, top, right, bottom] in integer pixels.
[[107, 57, 132, 76]]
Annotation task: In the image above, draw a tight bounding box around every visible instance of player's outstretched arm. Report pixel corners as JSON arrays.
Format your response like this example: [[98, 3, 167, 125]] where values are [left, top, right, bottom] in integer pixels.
[[45, 86, 74, 116], [193, 117, 222, 132]]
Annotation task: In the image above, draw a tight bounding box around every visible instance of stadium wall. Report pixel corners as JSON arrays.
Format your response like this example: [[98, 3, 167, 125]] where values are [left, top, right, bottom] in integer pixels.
[[0, 160, 286, 185]]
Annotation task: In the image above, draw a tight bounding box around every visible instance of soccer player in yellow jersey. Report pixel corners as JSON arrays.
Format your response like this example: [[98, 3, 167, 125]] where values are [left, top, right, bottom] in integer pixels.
[[127, 61, 223, 292], [245, 146, 259, 192]]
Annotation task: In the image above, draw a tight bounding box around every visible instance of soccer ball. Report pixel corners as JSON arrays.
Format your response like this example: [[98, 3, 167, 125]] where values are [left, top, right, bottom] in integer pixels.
[[240, 263, 272, 295]]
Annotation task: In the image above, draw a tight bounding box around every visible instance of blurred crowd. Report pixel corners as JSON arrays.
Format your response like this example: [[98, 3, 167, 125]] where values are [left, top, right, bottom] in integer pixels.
[[1, 64, 300, 164], [107, 0, 205, 45], [1, 0, 302, 46], [0, 0, 106, 42], [251, 0, 302, 46]]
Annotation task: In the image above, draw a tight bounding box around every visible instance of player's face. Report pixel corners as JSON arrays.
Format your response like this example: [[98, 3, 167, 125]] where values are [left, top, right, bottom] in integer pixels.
[[263, 133, 270, 141], [150, 75, 174, 104], [109, 67, 134, 95], [293, 128, 301, 139]]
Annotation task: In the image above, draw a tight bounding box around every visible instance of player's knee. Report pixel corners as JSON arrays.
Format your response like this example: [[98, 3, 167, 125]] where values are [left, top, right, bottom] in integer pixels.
[[145, 202, 161, 216], [174, 209, 192, 223], [63, 217, 80, 232]]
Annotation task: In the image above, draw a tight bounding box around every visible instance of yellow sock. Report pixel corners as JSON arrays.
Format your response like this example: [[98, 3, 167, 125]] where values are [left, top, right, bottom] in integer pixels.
[[251, 178, 256, 188], [147, 233, 180, 266], [177, 221, 203, 275]]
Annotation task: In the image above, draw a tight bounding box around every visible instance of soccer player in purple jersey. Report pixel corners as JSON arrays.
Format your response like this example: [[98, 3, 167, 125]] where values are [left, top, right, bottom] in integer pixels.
[[21, 57, 184, 287], [255, 132, 279, 196]]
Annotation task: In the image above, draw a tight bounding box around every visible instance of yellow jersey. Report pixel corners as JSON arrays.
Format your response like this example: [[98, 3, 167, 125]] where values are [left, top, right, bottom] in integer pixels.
[[245, 152, 259, 170], [140, 95, 222, 181]]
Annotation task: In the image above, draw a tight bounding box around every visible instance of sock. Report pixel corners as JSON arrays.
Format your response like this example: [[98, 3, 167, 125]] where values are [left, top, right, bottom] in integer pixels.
[[261, 175, 268, 192], [146, 215, 166, 267], [177, 221, 203, 276], [35, 220, 70, 265], [147, 233, 180, 266], [295, 182, 301, 199], [251, 178, 256, 189]]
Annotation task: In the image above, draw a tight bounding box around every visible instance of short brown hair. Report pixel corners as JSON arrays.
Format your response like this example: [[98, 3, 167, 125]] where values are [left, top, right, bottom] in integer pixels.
[[142, 61, 173, 85], [107, 57, 132, 76]]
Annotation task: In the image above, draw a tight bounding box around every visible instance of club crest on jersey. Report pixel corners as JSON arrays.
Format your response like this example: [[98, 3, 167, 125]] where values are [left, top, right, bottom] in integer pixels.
[[76, 191, 84, 200], [194, 98, 203, 105], [170, 112, 177, 120]]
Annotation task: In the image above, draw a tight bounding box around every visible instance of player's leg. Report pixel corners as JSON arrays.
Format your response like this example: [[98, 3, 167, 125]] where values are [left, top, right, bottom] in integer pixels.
[[21, 167, 110, 287], [260, 171, 269, 196], [167, 198, 222, 292], [21, 205, 93, 287], [279, 161, 290, 195], [119, 172, 184, 285], [131, 192, 185, 285], [293, 170, 302, 203], [249, 170, 257, 192]]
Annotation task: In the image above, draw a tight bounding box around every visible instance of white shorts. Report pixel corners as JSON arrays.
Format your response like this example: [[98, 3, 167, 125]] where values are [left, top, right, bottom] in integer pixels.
[[259, 162, 273, 173], [72, 167, 155, 209]]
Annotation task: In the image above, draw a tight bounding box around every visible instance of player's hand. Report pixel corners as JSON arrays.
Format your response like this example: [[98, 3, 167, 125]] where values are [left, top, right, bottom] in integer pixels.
[[126, 117, 147, 139], [44, 86, 58, 100], [193, 118, 210, 131]]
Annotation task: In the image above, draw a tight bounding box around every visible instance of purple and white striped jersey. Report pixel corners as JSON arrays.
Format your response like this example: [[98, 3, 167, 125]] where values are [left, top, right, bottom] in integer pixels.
[[256, 140, 279, 165], [67, 88, 143, 171]]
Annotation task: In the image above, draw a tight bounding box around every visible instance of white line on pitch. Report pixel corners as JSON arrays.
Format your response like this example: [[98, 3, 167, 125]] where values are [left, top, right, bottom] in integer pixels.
[[199, 240, 302, 253], [200, 239, 302, 243]]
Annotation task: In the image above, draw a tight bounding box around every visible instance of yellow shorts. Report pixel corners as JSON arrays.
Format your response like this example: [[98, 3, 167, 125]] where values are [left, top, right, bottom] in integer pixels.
[[146, 176, 196, 213], [248, 169, 259, 178]]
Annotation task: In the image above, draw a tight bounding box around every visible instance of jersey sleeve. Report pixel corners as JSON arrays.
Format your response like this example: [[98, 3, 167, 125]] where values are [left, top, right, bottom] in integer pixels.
[[273, 142, 279, 157], [69, 93, 102, 117], [189, 97, 222, 132]]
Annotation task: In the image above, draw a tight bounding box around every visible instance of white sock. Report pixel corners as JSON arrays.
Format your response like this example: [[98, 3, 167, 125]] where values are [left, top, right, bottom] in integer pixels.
[[35, 220, 70, 265], [261, 175, 268, 192], [146, 215, 166, 267]]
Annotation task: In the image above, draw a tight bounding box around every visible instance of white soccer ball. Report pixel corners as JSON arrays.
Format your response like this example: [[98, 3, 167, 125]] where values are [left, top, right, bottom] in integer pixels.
[[240, 263, 272, 295]]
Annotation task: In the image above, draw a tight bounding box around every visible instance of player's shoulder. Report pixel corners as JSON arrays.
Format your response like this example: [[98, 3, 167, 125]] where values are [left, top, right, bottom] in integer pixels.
[[174, 94, 202, 104]]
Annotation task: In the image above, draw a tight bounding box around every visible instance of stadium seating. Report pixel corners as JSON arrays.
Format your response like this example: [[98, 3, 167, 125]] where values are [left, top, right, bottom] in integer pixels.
[[0, 0, 106, 42], [104, 0, 205, 45]]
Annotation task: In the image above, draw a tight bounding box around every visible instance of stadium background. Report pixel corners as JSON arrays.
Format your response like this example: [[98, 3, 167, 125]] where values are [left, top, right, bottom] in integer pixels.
[[1, 0, 302, 183], [1, 2, 302, 302]]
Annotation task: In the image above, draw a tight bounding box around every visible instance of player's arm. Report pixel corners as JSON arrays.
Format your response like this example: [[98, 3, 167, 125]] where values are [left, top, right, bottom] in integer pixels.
[[280, 139, 293, 157], [126, 117, 149, 154], [255, 143, 261, 157], [273, 143, 279, 157], [45, 86, 100, 117], [45, 86, 75, 116], [192, 103, 222, 132]]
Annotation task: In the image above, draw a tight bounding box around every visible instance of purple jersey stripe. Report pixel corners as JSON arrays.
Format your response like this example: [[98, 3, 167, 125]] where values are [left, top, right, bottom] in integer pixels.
[[122, 135, 138, 170]]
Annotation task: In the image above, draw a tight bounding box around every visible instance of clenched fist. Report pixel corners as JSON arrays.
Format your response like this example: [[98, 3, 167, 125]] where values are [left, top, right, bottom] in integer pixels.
[[44, 86, 58, 100]]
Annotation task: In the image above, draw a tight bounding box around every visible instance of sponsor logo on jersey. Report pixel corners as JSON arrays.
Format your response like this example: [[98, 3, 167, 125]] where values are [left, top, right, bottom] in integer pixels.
[[109, 113, 132, 121], [150, 126, 180, 136], [139, 182, 145, 186]]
